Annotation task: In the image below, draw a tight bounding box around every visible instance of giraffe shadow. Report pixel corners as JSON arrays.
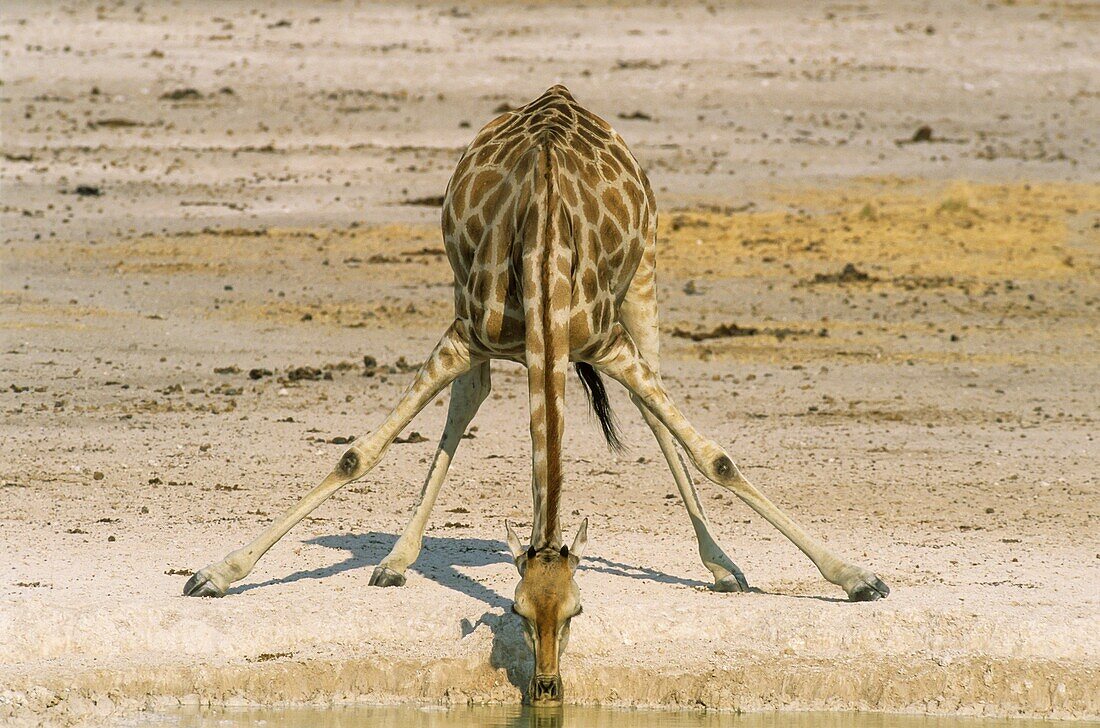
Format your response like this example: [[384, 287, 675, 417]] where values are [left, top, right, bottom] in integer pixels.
[[229, 532, 509, 607], [579, 554, 708, 589], [226, 531, 711, 695], [577, 556, 846, 603], [229, 532, 528, 691], [229, 531, 708, 598]]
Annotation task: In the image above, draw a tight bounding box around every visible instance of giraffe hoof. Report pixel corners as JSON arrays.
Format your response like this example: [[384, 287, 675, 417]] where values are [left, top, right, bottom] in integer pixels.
[[712, 572, 750, 593], [368, 566, 407, 588], [846, 573, 890, 602], [183, 569, 227, 598]]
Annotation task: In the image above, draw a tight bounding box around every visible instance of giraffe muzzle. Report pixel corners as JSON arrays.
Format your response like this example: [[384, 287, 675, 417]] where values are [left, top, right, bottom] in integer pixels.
[[530, 674, 563, 704]]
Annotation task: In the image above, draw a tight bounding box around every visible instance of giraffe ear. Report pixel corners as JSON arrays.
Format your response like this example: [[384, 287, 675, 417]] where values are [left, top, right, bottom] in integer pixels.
[[505, 521, 526, 571], [568, 518, 588, 570]]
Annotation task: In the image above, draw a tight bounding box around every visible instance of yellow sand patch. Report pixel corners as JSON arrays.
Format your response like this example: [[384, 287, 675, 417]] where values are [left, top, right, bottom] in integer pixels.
[[220, 299, 451, 329], [663, 179, 1098, 281], [664, 333, 1085, 367], [39, 179, 1099, 289], [664, 311, 1100, 368], [996, 0, 1100, 21], [67, 225, 450, 284]]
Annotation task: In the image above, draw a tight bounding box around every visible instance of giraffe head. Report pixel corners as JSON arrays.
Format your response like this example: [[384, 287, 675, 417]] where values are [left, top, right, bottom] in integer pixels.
[[505, 518, 588, 705]]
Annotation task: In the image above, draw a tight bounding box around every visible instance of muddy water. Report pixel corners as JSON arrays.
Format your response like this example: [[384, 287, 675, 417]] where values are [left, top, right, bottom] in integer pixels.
[[141, 706, 1099, 728]]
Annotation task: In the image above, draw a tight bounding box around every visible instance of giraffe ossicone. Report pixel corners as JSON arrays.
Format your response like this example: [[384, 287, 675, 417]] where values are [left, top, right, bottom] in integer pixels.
[[183, 85, 889, 705]]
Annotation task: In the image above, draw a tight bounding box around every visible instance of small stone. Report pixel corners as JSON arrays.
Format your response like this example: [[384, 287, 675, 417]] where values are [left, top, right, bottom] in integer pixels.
[[912, 125, 934, 142], [160, 87, 203, 101]]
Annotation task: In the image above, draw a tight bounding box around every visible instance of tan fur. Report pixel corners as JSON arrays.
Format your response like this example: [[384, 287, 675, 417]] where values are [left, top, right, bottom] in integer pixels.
[[443, 85, 651, 547]]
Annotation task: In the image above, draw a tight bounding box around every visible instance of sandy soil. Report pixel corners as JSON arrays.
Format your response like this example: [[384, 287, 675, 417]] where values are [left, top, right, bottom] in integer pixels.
[[2, 0, 1099, 725]]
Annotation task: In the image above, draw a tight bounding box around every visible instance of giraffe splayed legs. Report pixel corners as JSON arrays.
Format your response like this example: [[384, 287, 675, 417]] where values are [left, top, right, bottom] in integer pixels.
[[183, 324, 476, 597], [593, 326, 889, 601], [184, 85, 889, 704]]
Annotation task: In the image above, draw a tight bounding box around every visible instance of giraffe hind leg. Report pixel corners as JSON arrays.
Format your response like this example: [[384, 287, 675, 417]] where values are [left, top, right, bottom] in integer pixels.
[[629, 395, 749, 592], [593, 327, 889, 602], [617, 283, 748, 591]]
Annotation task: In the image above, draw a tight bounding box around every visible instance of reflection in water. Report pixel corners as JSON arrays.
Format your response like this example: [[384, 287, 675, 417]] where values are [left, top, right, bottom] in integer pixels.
[[528, 705, 565, 728], [154, 705, 1093, 728]]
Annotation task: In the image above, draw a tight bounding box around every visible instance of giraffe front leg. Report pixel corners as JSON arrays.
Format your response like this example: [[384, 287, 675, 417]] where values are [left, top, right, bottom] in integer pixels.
[[368, 363, 491, 587], [183, 323, 475, 597], [594, 329, 889, 602]]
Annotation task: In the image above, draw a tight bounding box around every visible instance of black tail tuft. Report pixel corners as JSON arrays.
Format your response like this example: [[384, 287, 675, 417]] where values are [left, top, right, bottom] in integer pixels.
[[574, 362, 625, 453]]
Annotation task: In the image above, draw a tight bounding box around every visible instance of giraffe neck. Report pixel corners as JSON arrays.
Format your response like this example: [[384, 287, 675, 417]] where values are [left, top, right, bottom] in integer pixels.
[[525, 143, 571, 550]]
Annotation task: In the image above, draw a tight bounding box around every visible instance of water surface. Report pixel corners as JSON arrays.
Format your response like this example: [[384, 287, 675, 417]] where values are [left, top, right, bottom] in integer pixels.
[[142, 705, 1097, 728]]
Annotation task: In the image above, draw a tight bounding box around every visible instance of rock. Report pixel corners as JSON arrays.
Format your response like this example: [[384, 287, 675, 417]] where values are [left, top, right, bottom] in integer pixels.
[[159, 88, 203, 101], [286, 366, 329, 381], [811, 263, 876, 284], [402, 195, 445, 207], [671, 323, 759, 341], [912, 125, 934, 142], [89, 118, 144, 129]]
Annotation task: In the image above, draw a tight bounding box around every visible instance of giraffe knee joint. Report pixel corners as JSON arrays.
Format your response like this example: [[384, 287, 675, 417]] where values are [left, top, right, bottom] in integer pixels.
[[714, 455, 734, 480], [338, 449, 360, 477]]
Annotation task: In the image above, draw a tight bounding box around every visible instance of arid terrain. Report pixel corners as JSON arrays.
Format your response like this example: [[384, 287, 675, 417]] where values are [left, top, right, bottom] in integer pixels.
[[1, 0, 1098, 725]]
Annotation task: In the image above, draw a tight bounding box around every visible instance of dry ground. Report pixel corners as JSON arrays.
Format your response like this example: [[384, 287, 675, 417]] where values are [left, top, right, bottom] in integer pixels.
[[1, 0, 1098, 725]]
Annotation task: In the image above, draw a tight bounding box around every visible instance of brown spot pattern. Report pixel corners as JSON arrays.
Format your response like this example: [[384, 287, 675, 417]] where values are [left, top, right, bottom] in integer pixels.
[[438, 85, 656, 544]]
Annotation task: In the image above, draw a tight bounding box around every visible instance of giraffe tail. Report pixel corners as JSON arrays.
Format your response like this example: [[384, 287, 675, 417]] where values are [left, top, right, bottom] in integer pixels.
[[575, 362, 624, 452], [521, 143, 573, 547]]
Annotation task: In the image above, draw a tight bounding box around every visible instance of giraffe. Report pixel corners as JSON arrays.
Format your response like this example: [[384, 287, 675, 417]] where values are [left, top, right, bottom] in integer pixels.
[[183, 85, 890, 705]]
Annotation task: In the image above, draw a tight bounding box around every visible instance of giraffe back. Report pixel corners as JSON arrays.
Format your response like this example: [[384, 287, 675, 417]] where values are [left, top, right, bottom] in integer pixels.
[[441, 85, 656, 360]]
